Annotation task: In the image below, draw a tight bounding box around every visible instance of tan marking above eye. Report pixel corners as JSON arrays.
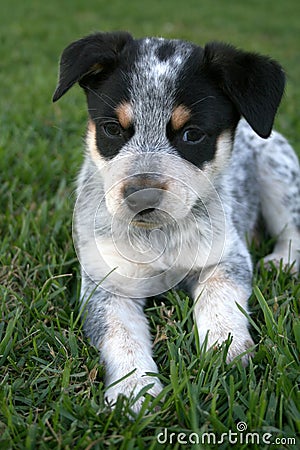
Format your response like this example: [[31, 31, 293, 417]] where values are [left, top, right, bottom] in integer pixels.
[[171, 105, 191, 130], [115, 102, 134, 129]]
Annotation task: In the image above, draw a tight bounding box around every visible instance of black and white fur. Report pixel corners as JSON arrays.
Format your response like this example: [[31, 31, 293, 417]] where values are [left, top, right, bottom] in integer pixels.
[[53, 32, 300, 412]]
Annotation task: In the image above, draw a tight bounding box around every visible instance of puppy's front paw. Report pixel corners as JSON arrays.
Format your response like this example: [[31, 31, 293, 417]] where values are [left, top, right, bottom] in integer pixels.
[[207, 330, 254, 366], [105, 374, 163, 413], [225, 337, 254, 366], [261, 252, 299, 273]]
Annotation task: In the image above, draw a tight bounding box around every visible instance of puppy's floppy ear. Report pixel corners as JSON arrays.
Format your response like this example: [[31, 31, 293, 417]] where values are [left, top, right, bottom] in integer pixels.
[[203, 42, 285, 138], [53, 31, 133, 102]]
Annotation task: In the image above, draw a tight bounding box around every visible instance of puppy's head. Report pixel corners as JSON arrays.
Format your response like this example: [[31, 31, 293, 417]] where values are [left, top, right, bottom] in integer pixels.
[[54, 32, 285, 228]]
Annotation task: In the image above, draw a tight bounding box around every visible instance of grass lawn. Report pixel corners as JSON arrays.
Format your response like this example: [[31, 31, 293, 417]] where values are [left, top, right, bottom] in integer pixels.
[[1, 0, 300, 448]]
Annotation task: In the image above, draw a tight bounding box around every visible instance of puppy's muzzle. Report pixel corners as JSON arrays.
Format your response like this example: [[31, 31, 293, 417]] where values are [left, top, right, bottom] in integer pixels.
[[123, 184, 163, 214]]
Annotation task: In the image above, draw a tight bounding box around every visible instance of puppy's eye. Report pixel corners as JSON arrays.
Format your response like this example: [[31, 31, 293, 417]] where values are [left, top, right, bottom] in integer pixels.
[[102, 122, 123, 138], [182, 127, 206, 144]]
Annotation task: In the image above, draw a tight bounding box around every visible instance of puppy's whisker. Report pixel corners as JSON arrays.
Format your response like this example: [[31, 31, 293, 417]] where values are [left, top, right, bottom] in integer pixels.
[[83, 86, 118, 109], [89, 115, 120, 122], [190, 95, 216, 108]]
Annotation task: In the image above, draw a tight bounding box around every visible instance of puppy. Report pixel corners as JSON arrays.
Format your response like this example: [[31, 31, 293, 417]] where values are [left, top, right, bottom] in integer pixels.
[[53, 32, 300, 411]]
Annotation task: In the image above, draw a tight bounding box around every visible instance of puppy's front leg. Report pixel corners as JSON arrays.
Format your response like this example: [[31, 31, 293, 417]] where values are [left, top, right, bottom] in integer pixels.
[[81, 276, 163, 411], [193, 264, 254, 364]]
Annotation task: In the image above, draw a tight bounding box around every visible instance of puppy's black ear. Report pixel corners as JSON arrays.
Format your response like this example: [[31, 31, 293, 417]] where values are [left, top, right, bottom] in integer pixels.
[[53, 31, 133, 102], [203, 42, 285, 138]]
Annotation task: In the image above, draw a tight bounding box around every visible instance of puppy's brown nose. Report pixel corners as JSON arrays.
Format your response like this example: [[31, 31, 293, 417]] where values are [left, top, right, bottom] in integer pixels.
[[124, 185, 163, 213]]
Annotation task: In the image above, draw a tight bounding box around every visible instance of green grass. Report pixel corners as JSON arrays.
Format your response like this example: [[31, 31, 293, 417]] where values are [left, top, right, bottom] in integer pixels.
[[1, 0, 300, 448]]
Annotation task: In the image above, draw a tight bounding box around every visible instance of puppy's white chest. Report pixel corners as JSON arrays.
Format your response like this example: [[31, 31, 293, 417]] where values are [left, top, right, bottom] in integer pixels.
[[86, 225, 218, 297], [96, 231, 175, 277]]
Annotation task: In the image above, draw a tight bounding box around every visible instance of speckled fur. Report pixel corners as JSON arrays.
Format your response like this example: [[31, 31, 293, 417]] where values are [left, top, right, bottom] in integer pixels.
[[54, 33, 300, 412]]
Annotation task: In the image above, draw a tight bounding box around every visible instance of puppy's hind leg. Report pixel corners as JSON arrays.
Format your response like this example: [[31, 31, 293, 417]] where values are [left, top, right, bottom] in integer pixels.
[[256, 131, 300, 271]]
